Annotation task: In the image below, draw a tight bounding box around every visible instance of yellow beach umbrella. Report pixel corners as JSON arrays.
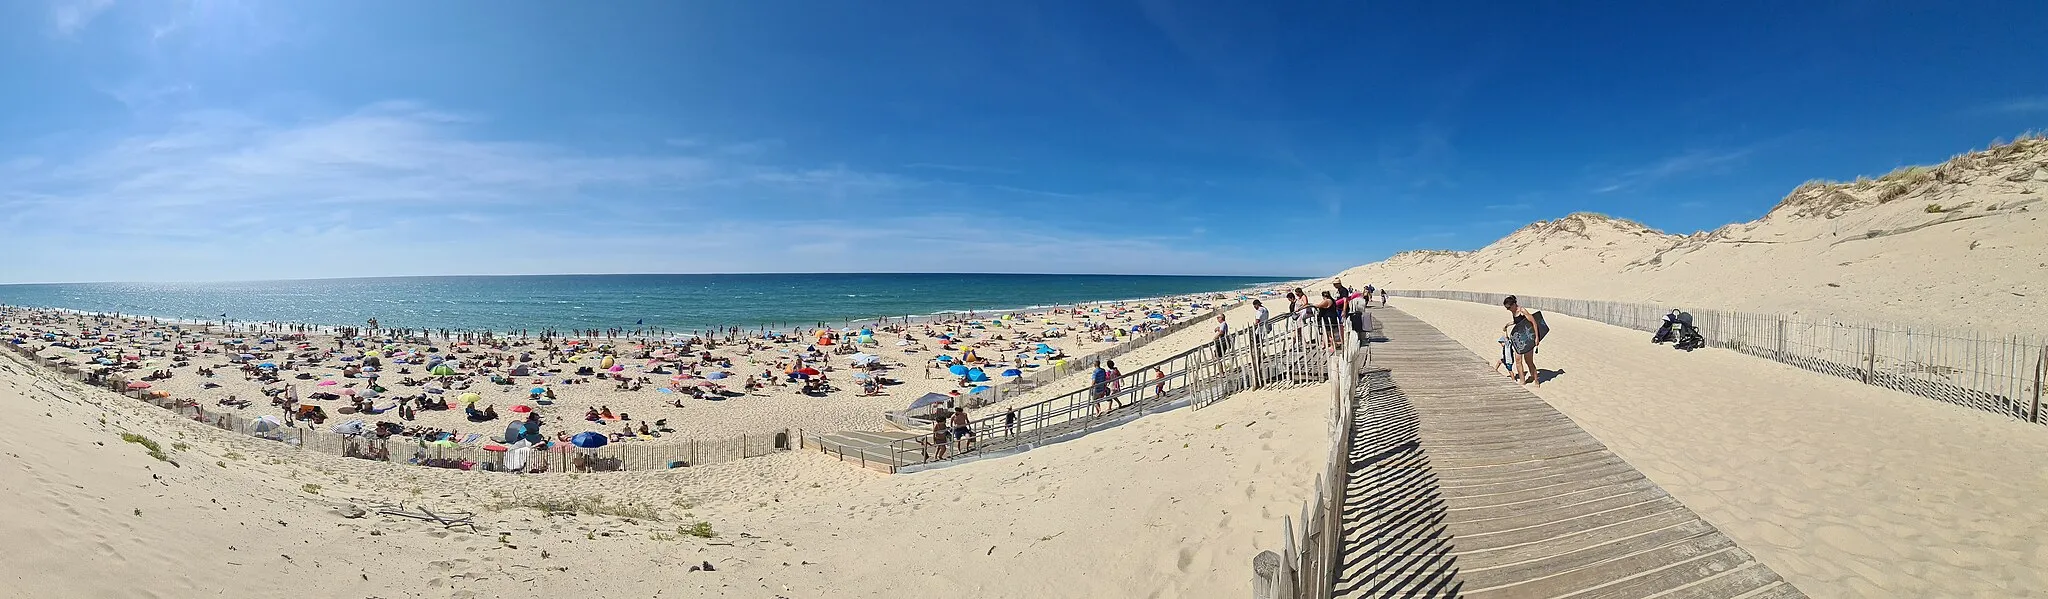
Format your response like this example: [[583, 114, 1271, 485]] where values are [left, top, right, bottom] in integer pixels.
[[458, 392, 482, 405]]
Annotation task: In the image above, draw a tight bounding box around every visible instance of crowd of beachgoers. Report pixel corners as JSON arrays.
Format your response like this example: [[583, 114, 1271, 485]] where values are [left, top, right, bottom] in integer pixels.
[[0, 288, 1289, 463]]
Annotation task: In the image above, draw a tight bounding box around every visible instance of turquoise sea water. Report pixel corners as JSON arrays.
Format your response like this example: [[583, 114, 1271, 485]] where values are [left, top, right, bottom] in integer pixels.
[[0, 274, 1288, 333]]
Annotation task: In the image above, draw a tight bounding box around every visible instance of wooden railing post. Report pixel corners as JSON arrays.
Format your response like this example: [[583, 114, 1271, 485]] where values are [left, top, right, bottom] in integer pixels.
[[2032, 345, 2045, 425], [1864, 327, 1877, 384], [1252, 550, 1281, 599]]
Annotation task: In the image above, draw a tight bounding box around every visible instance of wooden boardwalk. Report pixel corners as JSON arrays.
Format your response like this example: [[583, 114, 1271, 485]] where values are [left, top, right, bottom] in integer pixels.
[[1333, 308, 1804, 599]]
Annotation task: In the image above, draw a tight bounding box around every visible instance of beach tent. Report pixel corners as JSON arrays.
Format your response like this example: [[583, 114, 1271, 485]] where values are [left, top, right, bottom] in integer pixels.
[[948, 364, 969, 376], [430, 365, 457, 376], [906, 392, 950, 414]]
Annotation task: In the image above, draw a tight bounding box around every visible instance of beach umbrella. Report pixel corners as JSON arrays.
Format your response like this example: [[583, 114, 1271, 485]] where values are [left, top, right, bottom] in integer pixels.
[[570, 431, 608, 448], [509, 404, 532, 414], [317, 380, 338, 386], [458, 392, 482, 404], [338, 388, 357, 396], [126, 381, 151, 390], [361, 366, 376, 373], [970, 386, 990, 394], [530, 387, 547, 394], [947, 364, 969, 376], [258, 362, 277, 369], [1002, 368, 1022, 377], [797, 367, 820, 376], [706, 372, 728, 380], [430, 365, 457, 376], [251, 415, 282, 434]]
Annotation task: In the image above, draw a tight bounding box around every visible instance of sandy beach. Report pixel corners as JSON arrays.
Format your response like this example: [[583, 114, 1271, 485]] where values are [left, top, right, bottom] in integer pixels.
[[0, 288, 1276, 462], [1, 139, 2042, 597], [0, 331, 1332, 598]]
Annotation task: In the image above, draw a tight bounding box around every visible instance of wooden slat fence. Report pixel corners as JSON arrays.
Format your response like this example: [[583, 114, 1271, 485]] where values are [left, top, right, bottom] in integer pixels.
[[1387, 290, 2048, 425]]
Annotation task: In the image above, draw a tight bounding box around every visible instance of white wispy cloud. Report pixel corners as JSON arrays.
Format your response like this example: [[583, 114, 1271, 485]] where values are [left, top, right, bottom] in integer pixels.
[[49, 0, 113, 37], [1594, 148, 1754, 193], [903, 162, 1019, 175], [1982, 97, 2048, 114], [1, 101, 1277, 283]]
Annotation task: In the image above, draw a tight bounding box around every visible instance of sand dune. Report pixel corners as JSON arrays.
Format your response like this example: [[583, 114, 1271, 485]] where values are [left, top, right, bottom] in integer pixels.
[[1342, 136, 2048, 333], [0, 339, 1329, 598]]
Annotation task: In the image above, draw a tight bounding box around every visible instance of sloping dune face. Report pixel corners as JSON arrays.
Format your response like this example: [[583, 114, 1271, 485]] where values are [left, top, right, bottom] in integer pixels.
[[1342, 137, 2048, 332], [0, 346, 1329, 599]]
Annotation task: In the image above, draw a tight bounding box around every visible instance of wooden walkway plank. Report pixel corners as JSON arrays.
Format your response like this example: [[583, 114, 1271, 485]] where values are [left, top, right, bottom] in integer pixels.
[[1331, 307, 1805, 599]]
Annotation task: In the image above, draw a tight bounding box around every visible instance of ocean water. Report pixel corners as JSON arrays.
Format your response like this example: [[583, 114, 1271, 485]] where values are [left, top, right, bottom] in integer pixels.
[[0, 274, 1288, 333]]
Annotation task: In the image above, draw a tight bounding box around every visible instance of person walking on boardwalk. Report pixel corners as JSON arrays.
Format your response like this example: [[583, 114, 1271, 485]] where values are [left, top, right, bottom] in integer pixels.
[[1089, 363, 1110, 415], [1504, 295, 1542, 388]]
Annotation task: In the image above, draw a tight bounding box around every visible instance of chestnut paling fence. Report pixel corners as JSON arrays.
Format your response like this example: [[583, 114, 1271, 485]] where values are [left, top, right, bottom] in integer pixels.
[[1257, 331, 1366, 599], [1387, 290, 2048, 425], [885, 307, 1353, 465]]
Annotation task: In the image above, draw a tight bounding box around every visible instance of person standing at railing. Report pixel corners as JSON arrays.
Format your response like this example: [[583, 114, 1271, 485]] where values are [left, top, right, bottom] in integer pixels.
[[1213, 314, 1231, 359], [1254, 299, 1270, 335]]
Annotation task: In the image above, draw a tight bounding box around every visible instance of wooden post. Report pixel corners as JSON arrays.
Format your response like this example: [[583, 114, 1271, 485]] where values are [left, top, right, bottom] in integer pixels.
[[2032, 345, 2045, 425], [1776, 319, 1787, 360], [1252, 550, 1281, 599], [1864, 327, 1877, 384]]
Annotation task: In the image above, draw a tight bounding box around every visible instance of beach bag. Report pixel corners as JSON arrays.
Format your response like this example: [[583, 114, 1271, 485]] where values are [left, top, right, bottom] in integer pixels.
[[1531, 311, 1550, 342]]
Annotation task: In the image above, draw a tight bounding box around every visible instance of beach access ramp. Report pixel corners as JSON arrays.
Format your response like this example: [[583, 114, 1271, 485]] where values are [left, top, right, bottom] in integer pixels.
[[1331, 308, 1804, 598]]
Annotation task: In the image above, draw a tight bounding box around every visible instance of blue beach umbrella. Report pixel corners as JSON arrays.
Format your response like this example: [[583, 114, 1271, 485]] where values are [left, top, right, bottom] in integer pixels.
[[530, 387, 547, 394], [970, 386, 990, 394], [1001, 369, 1022, 377], [570, 431, 609, 448], [948, 364, 969, 376], [935, 355, 954, 363], [258, 362, 277, 369]]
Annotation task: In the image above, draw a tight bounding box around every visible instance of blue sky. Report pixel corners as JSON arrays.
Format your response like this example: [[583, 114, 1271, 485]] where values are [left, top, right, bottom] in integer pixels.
[[3, 1, 2044, 283]]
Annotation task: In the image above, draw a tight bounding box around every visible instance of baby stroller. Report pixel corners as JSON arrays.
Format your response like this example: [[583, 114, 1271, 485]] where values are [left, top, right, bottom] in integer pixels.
[[1651, 310, 1706, 351]]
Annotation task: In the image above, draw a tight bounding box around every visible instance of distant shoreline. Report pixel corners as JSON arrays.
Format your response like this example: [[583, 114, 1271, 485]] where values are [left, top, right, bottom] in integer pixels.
[[0, 273, 1307, 337]]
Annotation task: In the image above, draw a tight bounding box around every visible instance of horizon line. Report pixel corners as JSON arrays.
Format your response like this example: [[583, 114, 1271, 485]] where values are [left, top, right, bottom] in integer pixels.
[[0, 271, 1319, 287]]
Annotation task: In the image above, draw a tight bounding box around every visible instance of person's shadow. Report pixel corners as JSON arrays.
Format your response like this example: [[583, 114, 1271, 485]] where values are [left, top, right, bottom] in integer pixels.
[[1534, 368, 1565, 384]]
